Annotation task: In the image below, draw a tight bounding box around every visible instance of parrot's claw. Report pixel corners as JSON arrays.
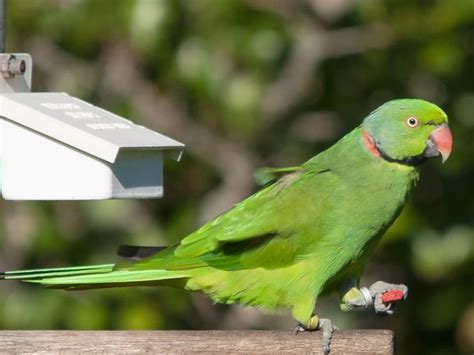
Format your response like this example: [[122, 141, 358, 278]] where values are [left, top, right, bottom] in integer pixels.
[[294, 324, 306, 334], [295, 317, 338, 354], [368, 281, 408, 316], [319, 318, 338, 354]]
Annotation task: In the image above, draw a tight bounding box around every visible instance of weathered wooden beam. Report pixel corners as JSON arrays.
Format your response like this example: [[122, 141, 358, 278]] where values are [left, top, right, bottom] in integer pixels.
[[0, 330, 394, 354]]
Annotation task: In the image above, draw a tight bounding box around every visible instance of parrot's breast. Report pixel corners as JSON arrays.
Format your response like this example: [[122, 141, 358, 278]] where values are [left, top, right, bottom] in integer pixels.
[[309, 142, 419, 295]]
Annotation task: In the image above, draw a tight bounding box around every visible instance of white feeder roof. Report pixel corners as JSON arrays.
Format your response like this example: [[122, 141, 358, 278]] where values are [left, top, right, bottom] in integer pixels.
[[0, 92, 184, 163]]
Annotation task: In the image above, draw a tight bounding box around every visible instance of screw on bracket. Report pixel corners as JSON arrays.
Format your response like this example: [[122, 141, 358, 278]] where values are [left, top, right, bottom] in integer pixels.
[[1, 54, 26, 78]]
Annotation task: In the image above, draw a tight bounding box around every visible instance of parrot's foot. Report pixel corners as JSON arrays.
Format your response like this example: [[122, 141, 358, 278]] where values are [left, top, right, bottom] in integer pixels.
[[341, 286, 373, 311], [295, 316, 338, 354], [368, 281, 408, 315], [340, 281, 408, 315]]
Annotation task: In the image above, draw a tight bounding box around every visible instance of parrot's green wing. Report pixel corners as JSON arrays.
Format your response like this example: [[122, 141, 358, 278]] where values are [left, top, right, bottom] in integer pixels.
[[175, 169, 305, 258], [129, 165, 336, 272]]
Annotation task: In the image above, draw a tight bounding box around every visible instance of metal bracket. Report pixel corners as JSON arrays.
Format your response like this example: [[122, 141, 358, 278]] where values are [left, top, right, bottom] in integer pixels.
[[0, 53, 32, 93], [1, 54, 26, 78]]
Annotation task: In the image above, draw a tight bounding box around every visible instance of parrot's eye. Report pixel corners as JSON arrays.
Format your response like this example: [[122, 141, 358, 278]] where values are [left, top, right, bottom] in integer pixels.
[[406, 117, 418, 128]]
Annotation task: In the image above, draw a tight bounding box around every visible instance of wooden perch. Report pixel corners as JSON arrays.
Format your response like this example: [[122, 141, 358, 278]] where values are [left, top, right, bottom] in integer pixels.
[[0, 330, 393, 354]]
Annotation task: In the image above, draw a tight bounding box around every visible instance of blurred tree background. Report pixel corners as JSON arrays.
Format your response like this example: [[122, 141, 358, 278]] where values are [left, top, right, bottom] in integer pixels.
[[0, 0, 473, 354]]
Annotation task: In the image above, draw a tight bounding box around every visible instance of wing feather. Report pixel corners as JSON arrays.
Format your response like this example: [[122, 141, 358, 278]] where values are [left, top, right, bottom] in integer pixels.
[[126, 166, 336, 272]]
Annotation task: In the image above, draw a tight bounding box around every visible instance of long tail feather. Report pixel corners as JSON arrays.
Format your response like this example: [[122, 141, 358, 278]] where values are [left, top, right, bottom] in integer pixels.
[[29, 269, 189, 286], [0, 243, 192, 290], [0, 264, 115, 279], [0, 263, 189, 290]]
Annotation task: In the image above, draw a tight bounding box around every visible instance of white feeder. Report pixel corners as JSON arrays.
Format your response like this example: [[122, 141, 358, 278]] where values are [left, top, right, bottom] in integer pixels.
[[0, 54, 184, 200]]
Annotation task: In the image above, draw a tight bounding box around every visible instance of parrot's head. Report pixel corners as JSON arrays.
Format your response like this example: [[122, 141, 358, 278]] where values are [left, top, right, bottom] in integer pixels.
[[362, 99, 452, 165]]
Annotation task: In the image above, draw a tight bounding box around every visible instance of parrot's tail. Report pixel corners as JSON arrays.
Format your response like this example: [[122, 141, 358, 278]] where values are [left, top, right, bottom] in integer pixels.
[[0, 264, 116, 280], [0, 247, 190, 290]]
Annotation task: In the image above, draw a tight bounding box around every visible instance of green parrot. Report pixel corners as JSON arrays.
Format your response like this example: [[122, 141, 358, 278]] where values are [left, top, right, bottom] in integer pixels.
[[1, 99, 453, 353]]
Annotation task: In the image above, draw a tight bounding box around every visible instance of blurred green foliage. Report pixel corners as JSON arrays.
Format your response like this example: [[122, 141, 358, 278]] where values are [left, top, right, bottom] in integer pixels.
[[0, 1, 473, 354]]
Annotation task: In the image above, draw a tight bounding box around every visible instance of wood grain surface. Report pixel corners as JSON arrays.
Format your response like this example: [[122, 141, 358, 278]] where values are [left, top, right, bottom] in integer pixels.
[[0, 330, 394, 354]]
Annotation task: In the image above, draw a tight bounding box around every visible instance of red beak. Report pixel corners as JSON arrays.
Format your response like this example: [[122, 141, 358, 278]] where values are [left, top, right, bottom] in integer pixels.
[[430, 124, 453, 163]]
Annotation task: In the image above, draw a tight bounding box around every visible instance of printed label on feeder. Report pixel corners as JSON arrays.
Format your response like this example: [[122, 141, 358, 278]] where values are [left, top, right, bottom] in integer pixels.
[[1, 92, 182, 149]]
